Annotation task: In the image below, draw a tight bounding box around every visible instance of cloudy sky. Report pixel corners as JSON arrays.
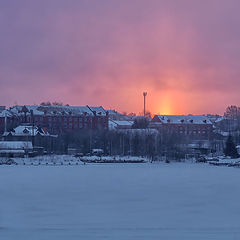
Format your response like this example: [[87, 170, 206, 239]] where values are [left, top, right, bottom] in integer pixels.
[[1, 0, 240, 115]]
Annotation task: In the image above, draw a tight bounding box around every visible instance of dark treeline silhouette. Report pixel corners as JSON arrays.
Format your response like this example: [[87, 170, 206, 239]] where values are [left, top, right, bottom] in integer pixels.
[[48, 126, 201, 161], [40, 101, 69, 106]]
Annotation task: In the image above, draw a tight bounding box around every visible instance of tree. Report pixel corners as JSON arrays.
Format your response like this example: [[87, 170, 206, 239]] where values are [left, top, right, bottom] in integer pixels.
[[132, 117, 149, 129], [224, 105, 240, 119], [224, 105, 240, 131], [52, 101, 63, 106], [224, 135, 239, 158], [40, 101, 69, 106], [40, 101, 52, 106]]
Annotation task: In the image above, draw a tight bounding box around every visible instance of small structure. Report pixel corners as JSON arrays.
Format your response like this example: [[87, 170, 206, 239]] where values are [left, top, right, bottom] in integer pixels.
[[0, 141, 33, 157], [109, 120, 134, 130], [92, 149, 104, 156]]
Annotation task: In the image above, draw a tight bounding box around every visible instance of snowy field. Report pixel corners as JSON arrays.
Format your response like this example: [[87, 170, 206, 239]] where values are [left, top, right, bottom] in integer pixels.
[[0, 162, 240, 239]]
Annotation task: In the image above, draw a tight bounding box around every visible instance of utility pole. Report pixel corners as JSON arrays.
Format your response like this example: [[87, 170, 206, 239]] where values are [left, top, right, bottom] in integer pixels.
[[143, 92, 147, 117], [30, 110, 35, 147]]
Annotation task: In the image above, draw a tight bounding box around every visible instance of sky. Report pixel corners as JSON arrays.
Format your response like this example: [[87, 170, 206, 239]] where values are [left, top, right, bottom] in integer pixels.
[[1, 0, 240, 115]]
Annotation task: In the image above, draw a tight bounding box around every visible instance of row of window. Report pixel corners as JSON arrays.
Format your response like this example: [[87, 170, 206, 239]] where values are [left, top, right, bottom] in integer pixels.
[[166, 126, 212, 131], [177, 130, 210, 135]]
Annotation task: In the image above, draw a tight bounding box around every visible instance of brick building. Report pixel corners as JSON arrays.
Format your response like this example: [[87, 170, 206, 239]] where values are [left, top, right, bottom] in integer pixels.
[[0, 105, 109, 134], [150, 115, 213, 139]]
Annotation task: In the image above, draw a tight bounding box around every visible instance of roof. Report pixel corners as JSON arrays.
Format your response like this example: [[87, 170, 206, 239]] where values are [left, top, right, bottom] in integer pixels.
[[2, 125, 51, 137], [109, 120, 133, 129], [0, 141, 33, 150], [87, 106, 106, 116], [5, 105, 107, 117], [153, 115, 212, 125], [0, 149, 25, 153], [0, 110, 12, 117]]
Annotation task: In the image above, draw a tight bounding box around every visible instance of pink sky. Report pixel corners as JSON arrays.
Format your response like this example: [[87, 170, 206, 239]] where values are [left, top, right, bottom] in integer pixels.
[[1, 0, 240, 115]]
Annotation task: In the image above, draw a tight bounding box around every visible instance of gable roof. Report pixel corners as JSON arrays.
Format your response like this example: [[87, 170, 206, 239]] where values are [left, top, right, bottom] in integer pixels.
[[3, 125, 51, 137]]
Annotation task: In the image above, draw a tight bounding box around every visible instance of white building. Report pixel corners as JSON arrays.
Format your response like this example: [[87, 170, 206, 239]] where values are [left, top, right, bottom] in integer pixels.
[[0, 141, 33, 157]]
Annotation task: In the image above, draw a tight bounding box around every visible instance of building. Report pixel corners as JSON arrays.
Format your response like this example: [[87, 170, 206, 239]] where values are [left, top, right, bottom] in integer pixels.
[[109, 119, 134, 130], [0, 105, 109, 134], [0, 141, 33, 157], [107, 110, 124, 120], [2, 124, 57, 153], [150, 115, 213, 139]]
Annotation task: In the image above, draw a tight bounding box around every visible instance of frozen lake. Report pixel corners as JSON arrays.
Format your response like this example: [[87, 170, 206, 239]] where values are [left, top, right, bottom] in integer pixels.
[[0, 162, 240, 239]]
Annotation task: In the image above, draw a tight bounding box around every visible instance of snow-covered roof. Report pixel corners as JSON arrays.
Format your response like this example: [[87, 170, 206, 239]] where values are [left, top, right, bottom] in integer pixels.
[[214, 116, 226, 123], [154, 115, 212, 125], [0, 141, 33, 150], [0, 110, 12, 117], [87, 106, 106, 116], [4, 105, 107, 117], [3, 125, 50, 137], [0, 149, 25, 153], [109, 120, 133, 130]]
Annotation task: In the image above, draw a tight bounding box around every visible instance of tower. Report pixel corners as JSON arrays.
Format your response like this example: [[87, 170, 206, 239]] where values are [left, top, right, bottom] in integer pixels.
[[143, 92, 147, 117]]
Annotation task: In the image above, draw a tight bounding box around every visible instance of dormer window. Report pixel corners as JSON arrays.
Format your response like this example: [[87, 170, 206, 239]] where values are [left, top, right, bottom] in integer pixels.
[[23, 128, 29, 134]]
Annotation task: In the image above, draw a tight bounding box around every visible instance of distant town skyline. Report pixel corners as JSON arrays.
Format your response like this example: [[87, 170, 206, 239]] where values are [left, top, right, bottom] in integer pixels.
[[1, 0, 240, 115]]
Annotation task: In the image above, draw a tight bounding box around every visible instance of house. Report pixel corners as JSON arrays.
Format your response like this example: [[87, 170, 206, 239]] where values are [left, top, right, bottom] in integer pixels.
[[150, 115, 213, 139], [0, 141, 33, 157], [2, 124, 57, 153], [109, 120, 134, 130]]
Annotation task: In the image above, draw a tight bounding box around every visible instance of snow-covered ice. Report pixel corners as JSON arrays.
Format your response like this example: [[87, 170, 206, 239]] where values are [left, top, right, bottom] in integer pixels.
[[0, 162, 240, 239]]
